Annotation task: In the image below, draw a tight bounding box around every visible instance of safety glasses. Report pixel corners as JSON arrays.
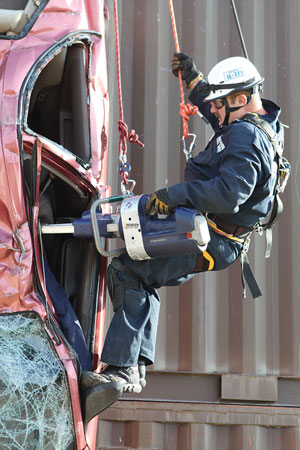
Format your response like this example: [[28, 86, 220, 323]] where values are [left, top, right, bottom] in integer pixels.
[[210, 99, 225, 109]]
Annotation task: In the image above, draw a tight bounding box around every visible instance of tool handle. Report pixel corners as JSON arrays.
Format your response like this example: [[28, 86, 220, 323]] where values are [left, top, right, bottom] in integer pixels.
[[90, 198, 126, 258]]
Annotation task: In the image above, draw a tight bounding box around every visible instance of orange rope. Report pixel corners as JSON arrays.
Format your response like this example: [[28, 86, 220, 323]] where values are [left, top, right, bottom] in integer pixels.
[[168, 0, 198, 139]]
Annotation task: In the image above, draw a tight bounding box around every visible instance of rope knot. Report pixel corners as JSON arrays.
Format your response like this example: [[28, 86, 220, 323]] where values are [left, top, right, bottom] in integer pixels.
[[179, 102, 198, 121], [117, 121, 144, 186], [118, 120, 129, 139], [179, 102, 198, 138], [128, 129, 144, 148]]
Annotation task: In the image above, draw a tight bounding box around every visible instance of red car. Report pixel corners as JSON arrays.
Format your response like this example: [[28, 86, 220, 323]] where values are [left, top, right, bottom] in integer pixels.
[[0, 1, 111, 448]]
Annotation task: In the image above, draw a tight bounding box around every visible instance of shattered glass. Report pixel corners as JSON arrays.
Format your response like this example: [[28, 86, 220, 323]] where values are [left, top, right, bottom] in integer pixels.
[[0, 312, 75, 450]]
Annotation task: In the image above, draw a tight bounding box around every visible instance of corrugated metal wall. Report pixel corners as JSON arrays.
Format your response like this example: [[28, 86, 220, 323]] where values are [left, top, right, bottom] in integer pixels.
[[97, 0, 300, 448]]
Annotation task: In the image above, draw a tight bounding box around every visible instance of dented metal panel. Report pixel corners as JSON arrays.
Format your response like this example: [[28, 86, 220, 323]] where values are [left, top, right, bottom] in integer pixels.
[[100, 0, 300, 448]]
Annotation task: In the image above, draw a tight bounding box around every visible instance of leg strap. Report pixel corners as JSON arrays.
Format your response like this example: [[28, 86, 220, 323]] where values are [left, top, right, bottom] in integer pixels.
[[240, 251, 262, 299]]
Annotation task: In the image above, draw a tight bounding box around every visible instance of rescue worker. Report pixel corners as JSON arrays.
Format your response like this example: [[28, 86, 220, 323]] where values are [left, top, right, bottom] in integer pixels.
[[80, 54, 283, 396]]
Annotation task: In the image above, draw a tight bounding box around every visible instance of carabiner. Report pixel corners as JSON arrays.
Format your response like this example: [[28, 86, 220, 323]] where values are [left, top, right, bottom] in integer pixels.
[[121, 178, 136, 195], [182, 133, 197, 161]]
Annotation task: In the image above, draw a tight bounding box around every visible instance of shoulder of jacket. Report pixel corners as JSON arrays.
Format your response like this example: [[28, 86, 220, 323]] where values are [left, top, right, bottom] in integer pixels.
[[231, 117, 276, 143], [226, 119, 257, 140], [231, 117, 257, 130]]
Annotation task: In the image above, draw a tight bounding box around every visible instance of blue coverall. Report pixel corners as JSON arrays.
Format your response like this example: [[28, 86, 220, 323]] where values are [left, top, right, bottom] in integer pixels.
[[101, 83, 282, 367]]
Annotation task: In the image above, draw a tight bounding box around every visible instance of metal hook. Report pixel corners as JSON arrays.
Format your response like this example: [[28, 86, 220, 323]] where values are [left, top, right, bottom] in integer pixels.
[[182, 133, 197, 161], [121, 179, 136, 195]]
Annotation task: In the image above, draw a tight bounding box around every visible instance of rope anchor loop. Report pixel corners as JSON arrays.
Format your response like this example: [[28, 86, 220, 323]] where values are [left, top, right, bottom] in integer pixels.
[[182, 133, 197, 161], [114, 0, 144, 195]]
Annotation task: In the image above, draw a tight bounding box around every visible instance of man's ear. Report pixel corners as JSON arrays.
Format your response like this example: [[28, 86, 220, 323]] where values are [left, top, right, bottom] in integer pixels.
[[238, 94, 248, 106]]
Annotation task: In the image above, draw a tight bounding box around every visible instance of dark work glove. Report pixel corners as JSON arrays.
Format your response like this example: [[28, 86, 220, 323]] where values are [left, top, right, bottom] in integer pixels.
[[171, 52, 203, 88], [146, 188, 172, 215]]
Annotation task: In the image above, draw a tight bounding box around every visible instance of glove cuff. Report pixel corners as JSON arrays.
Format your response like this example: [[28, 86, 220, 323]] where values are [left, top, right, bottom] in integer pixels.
[[155, 188, 170, 204], [186, 71, 203, 89]]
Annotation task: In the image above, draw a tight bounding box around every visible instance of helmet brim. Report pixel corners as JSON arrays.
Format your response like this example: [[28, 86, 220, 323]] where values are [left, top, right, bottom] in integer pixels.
[[204, 88, 235, 101], [204, 77, 264, 102]]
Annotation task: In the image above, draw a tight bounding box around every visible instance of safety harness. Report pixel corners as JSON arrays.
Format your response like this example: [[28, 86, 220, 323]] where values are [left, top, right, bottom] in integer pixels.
[[242, 113, 290, 249], [208, 113, 290, 299]]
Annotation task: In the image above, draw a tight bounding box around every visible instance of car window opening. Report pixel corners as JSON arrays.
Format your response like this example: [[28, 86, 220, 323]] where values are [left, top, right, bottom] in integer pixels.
[[28, 43, 91, 165]]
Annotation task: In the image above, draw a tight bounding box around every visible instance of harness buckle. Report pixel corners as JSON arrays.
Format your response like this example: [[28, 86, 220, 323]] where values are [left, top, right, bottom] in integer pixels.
[[254, 222, 264, 236], [242, 234, 251, 254], [277, 156, 291, 193]]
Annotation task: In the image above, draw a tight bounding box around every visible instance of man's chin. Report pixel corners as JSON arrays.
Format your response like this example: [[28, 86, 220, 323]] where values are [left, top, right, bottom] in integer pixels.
[[213, 113, 224, 126]]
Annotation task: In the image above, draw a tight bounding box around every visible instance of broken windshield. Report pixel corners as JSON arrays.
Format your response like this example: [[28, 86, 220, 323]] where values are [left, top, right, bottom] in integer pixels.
[[0, 312, 75, 449]]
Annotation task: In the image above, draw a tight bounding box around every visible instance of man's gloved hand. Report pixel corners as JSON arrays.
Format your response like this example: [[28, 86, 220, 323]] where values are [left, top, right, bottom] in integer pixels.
[[146, 188, 172, 215], [171, 52, 203, 88]]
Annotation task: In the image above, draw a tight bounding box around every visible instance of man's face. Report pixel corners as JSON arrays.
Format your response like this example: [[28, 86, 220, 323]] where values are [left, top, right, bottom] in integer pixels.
[[210, 94, 248, 125], [209, 98, 226, 126]]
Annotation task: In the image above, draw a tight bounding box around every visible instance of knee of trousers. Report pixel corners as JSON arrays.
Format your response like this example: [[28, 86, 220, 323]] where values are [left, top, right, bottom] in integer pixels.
[[106, 257, 142, 312]]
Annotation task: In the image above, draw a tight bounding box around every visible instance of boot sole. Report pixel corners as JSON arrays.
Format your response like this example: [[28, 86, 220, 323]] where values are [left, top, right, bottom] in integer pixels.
[[81, 381, 123, 425], [123, 382, 142, 393]]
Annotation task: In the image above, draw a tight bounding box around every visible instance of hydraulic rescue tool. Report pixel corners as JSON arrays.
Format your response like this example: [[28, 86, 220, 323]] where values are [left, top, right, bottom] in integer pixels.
[[41, 195, 210, 260]]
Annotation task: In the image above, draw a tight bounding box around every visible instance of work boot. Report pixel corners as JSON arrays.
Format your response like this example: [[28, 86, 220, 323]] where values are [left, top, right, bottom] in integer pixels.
[[81, 364, 146, 393]]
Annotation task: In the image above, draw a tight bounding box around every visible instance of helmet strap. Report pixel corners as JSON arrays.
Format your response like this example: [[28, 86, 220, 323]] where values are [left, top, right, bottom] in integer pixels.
[[223, 98, 231, 126], [223, 94, 252, 125]]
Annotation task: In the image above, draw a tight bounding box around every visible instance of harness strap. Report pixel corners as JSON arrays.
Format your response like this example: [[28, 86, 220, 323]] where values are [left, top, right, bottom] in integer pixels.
[[207, 213, 253, 238], [242, 113, 283, 157], [206, 217, 262, 299], [265, 227, 273, 259], [240, 251, 262, 299]]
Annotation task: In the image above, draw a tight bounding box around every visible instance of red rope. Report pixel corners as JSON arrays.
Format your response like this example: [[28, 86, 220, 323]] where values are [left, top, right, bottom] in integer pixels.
[[113, 0, 144, 185], [168, 0, 198, 138]]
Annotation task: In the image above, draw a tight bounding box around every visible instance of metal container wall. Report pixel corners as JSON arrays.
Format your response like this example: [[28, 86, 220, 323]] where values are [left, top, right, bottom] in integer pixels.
[[97, 0, 300, 448]]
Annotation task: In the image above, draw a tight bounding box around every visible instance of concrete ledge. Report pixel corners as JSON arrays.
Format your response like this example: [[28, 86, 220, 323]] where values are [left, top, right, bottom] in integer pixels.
[[121, 371, 300, 406], [100, 400, 300, 427]]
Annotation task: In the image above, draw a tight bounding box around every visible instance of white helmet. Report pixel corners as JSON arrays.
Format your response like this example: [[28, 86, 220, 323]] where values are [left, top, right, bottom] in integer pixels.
[[205, 56, 264, 101]]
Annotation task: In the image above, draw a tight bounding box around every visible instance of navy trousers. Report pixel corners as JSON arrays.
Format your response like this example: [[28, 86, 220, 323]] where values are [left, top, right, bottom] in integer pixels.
[[101, 231, 243, 366]]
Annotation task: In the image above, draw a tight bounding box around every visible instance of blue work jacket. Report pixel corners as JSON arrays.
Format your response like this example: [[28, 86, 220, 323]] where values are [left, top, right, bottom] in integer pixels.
[[167, 80, 283, 228]]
